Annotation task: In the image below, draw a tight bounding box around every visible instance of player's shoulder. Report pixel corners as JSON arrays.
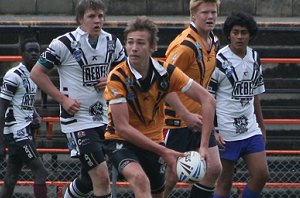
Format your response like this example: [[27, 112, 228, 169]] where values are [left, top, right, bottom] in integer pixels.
[[4, 64, 24, 78]]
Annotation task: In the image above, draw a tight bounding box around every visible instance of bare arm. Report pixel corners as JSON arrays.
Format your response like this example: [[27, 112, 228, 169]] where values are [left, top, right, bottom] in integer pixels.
[[184, 81, 216, 159], [165, 92, 203, 131], [30, 63, 80, 115], [110, 102, 184, 174], [0, 98, 10, 159], [254, 95, 266, 144]]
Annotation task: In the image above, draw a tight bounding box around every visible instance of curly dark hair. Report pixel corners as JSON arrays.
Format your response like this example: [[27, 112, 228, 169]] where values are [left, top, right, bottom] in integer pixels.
[[223, 12, 258, 42]]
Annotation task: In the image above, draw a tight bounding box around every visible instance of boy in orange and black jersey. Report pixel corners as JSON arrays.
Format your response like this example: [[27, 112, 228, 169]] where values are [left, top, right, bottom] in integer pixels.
[[163, 0, 222, 198]]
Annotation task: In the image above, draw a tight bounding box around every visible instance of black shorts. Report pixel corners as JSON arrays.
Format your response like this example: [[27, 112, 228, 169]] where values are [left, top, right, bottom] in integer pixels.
[[5, 137, 40, 164], [105, 140, 166, 194], [4, 125, 39, 164], [165, 127, 217, 152], [65, 126, 106, 171]]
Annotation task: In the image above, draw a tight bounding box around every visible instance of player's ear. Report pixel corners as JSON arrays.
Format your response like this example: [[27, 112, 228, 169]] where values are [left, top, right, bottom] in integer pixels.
[[150, 43, 157, 53]]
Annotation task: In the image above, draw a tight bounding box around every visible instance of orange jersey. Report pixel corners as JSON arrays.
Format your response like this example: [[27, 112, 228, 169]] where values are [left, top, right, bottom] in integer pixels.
[[165, 24, 219, 128], [104, 58, 192, 143]]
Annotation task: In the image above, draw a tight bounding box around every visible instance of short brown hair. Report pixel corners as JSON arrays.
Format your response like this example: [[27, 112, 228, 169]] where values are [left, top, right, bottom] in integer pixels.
[[75, 0, 106, 24], [124, 16, 159, 48]]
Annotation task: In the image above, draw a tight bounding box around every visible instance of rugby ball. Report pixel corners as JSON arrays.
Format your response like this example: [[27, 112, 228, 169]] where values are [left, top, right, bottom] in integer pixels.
[[176, 151, 206, 183]]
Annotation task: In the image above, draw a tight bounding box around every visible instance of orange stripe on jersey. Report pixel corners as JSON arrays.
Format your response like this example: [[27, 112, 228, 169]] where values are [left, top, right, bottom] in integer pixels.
[[104, 59, 191, 143]]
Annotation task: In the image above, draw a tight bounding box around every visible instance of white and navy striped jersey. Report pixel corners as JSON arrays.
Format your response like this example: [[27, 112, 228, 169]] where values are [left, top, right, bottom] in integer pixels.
[[208, 45, 265, 141], [0, 63, 37, 140], [38, 27, 125, 133]]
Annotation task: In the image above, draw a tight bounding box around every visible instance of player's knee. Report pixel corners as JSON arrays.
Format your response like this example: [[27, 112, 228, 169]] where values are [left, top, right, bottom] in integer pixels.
[[253, 169, 269, 185], [90, 164, 110, 186], [33, 166, 48, 183], [77, 176, 93, 193], [5, 174, 19, 188], [204, 162, 222, 183], [129, 172, 150, 190]]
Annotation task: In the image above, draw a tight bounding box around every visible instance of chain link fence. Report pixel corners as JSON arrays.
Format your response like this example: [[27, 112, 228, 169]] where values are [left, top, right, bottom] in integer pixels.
[[0, 150, 300, 197]]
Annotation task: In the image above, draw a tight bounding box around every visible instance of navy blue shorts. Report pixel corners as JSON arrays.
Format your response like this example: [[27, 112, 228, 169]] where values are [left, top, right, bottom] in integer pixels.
[[219, 135, 265, 161], [65, 126, 106, 171]]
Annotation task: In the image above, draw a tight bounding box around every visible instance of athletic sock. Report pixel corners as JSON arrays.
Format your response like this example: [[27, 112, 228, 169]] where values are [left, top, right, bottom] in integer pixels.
[[189, 183, 214, 198], [242, 186, 260, 198], [64, 178, 90, 198], [213, 193, 230, 198], [92, 193, 112, 198], [33, 183, 47, 198]]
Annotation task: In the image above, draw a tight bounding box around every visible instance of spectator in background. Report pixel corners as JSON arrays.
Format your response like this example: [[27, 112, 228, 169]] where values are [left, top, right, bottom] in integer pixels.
[[163, 0, 222, 197], [104, 16, 216, 198], [30, 0, 126, 197], [209, 12, 269, 198], [0, 38, 48, 198]]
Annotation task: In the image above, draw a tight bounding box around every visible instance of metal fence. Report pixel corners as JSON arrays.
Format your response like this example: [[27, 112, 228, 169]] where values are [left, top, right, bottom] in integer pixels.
[[1, 149, 300, 197]]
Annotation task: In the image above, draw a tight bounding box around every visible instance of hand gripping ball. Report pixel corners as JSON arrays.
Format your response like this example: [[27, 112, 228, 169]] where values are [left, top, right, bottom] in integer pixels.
[[176, 151, 206, 183]]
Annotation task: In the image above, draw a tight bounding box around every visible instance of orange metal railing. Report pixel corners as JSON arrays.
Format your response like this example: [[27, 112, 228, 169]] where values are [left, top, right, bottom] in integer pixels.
[[1, 56, 300, 64], [1, 149, 300, 197]]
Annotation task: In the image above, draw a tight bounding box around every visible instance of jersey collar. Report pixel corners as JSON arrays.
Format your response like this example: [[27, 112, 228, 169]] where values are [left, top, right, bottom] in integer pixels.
[[127, 57, 167, 80]]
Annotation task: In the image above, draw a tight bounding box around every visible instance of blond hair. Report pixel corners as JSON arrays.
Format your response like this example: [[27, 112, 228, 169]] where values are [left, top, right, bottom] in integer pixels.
[[190, 0, 221, 20]]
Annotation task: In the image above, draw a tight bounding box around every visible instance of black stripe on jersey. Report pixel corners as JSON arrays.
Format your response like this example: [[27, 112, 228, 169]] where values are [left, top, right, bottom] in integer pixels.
[[187, 34, 196, 42], [217, 53, 238, 87], [14, 69, 23, 78], [208, 78, 218, 94], [41, 48, 61, 67], [251, 50, 264, 88], [14, 68, 31, 93], [166, 63, 176, 75], [5, 107, 16, 124], [1, 79, 18, 96], [165, 109, 176, 117], [61, 119, 77, 125], [112, 67, 146, 123], [58, 34, 87, 67], [180, 40, 205, 85]]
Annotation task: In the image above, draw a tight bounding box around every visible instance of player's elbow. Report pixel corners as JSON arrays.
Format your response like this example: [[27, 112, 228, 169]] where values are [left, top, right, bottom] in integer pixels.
[[206, 93, 216, 109]]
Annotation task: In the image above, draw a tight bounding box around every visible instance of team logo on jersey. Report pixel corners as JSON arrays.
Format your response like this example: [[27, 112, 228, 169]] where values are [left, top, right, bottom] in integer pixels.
[[158, 74, 169, 91], [71, 41, 82, 61], [233, 115, 248, 134], [195, 41, 202, 63], [22, 76, 29, 90], [222, 60, 233, 77], [77, 131, 86, 138], [89, 101, 104, 121], [116, 143, 123, 150], [73, 49, 82, 62], [17, 128, 26, 136], [125, 78, 136, 100], [70, 40, 81, 49], [107, 40, 116, 53]]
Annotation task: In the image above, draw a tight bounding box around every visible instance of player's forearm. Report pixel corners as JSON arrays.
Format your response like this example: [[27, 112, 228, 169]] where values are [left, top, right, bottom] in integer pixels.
[[117, 124, 166, 156], [31, 65, 66, 105], [200, 103, 215, 148], [165, 92, 189, 118]]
